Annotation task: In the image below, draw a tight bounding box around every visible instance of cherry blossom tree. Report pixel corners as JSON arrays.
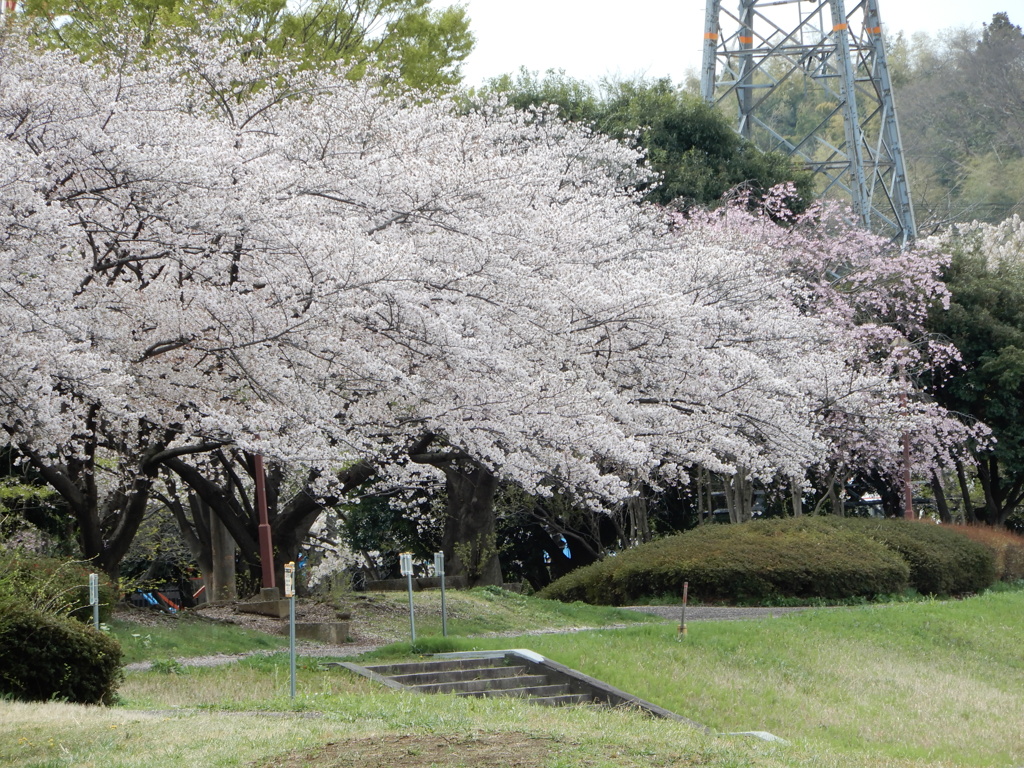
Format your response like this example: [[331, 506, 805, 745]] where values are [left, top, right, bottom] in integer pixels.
[[1, 23, 978, 587], [670, 188, 983, 519]]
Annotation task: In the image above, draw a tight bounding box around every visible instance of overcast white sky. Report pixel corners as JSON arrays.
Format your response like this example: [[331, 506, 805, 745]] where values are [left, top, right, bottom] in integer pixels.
[[439, 0, 1021, 87]]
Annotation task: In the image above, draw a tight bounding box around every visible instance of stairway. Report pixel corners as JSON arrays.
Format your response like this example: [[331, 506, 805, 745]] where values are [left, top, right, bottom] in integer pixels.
[[344, 655, 593, 706]]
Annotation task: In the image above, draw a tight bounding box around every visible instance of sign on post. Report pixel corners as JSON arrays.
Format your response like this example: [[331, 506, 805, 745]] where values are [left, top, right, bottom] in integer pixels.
[[400, 552, 416, 643], [283, 561, 295, 598], [89, 573, 100, 630]]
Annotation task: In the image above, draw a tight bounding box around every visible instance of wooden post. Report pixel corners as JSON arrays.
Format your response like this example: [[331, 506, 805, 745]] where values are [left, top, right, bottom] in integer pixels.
[[678, 581, 689, 638]]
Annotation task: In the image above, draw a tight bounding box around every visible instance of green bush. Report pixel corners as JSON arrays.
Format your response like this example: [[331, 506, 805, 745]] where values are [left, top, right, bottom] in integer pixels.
[[940, 524, 1024, 582], [539, 518, 912, 605], [539, 517, 998, 605], [834, 519, 995, 596], [0, 550, 117, 623], [0, 600, 122, 705]]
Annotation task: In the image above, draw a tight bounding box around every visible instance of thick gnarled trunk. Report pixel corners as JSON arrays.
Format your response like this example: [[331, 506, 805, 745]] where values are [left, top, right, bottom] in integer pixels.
[[441, 463, 502, 587]]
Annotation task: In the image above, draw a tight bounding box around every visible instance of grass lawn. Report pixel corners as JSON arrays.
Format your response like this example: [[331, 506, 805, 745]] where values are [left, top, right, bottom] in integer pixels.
[[2, 588, 1022, 767], [109, 615, 290, 665]]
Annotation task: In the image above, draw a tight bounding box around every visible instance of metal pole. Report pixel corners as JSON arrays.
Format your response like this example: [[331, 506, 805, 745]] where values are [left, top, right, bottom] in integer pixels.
[[435, 552, 447, 637], [700, 0, 722, 102], [829, 0, 871, 228], [289, 593, 296, 698], [284, 561, 296, 699]]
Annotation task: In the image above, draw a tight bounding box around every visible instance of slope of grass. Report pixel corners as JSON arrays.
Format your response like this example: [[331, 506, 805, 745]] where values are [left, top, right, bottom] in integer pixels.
[[347, 585, 660, 639], [109, 614, 289, 665], [418, 590, 1024, 766], [111, 586, 658, 665], [2, 588, 1021, 767]]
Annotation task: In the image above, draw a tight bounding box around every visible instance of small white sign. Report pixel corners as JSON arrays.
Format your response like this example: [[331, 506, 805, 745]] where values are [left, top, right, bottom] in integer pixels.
[[88, 573, 99, 605], [433, 551, 444, 574], [283, 562, 295, 598], [399, 552, 413, 577]]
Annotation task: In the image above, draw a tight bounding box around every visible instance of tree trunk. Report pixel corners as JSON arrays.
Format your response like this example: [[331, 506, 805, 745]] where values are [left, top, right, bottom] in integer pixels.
[[166, 454, 377, 592], [955, 459, 978, 523], [828, 476, 842, 517], [724, 469, 752, 523], [931, 472, 953, 524], [790, 476, 803, 517], [13, 428, 169, 581], [696, 467, 707, 525], [209, 509, 237, 601], [441, 463, 502, 587]]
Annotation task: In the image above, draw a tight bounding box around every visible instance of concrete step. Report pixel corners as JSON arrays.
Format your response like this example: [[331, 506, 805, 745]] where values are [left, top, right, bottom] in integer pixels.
[[391, 666, 530, 687], [411, 674, 550, 695], [365, 657, 507, 677], [456, 683, 574, 700], [331, 651, 710, 728], [533, 694, 594, 706]]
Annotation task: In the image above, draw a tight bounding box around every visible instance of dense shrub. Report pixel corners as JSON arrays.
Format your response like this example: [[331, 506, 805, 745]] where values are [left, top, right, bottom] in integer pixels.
[[834, 519, 996, 595], [0, 550, 117, 623], [941, 524, 1024, 582], [539, 517, 911, 605], [0, 600, 122, 705], [539, 517, 999, 605]]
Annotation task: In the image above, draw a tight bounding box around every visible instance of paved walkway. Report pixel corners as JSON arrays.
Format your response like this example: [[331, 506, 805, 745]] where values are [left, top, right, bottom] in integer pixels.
[[625, 605, 811, 622]]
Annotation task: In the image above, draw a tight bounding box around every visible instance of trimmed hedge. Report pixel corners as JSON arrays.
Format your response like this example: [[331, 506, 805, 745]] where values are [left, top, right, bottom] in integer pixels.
[[539, 517, 911, 605], [0, 600, 122, 705], [834, 518, 995, 596], [539, 517, 997, 605], [0, 551, 117, 624]]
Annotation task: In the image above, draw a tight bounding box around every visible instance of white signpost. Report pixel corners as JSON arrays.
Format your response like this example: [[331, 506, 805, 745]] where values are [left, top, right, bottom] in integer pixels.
[[88, 573, 99, 630], [400, 552, 416, 643], [284, 561, 296, 699]]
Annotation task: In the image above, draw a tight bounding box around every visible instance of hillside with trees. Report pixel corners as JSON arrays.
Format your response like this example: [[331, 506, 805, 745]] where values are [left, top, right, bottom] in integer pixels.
[[888, 13, 1023, 229]]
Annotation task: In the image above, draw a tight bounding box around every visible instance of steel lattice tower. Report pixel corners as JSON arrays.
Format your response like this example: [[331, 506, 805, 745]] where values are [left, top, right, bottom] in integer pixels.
[[701, 0, 916, 245]]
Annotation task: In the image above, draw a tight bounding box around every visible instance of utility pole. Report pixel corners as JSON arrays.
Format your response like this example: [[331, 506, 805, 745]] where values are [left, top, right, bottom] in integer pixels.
[[701, 0, 916, 246]]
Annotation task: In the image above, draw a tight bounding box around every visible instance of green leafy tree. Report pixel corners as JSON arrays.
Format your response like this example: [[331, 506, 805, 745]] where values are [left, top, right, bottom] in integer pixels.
[[0, 448, 74, 555], [927, 217, 1024, 527], [474, 69, 812, 210], [19, 0, 474, 89]]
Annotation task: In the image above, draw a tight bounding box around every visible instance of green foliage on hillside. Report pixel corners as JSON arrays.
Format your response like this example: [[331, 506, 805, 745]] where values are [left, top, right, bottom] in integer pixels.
[[0, 550, 117, 624], [473, 70, 813, 211], [20, 0, 474, 90], [893, 13, 1024, 226], [538, 518, 996, 605]]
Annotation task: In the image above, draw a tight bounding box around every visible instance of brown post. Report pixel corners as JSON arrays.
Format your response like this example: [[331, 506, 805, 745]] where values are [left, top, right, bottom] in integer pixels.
[[253, 453, 275, 589]]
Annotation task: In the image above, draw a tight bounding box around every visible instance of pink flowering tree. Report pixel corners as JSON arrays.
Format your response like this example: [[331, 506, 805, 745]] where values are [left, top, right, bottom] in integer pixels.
[[670, 186, 983, 519]]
